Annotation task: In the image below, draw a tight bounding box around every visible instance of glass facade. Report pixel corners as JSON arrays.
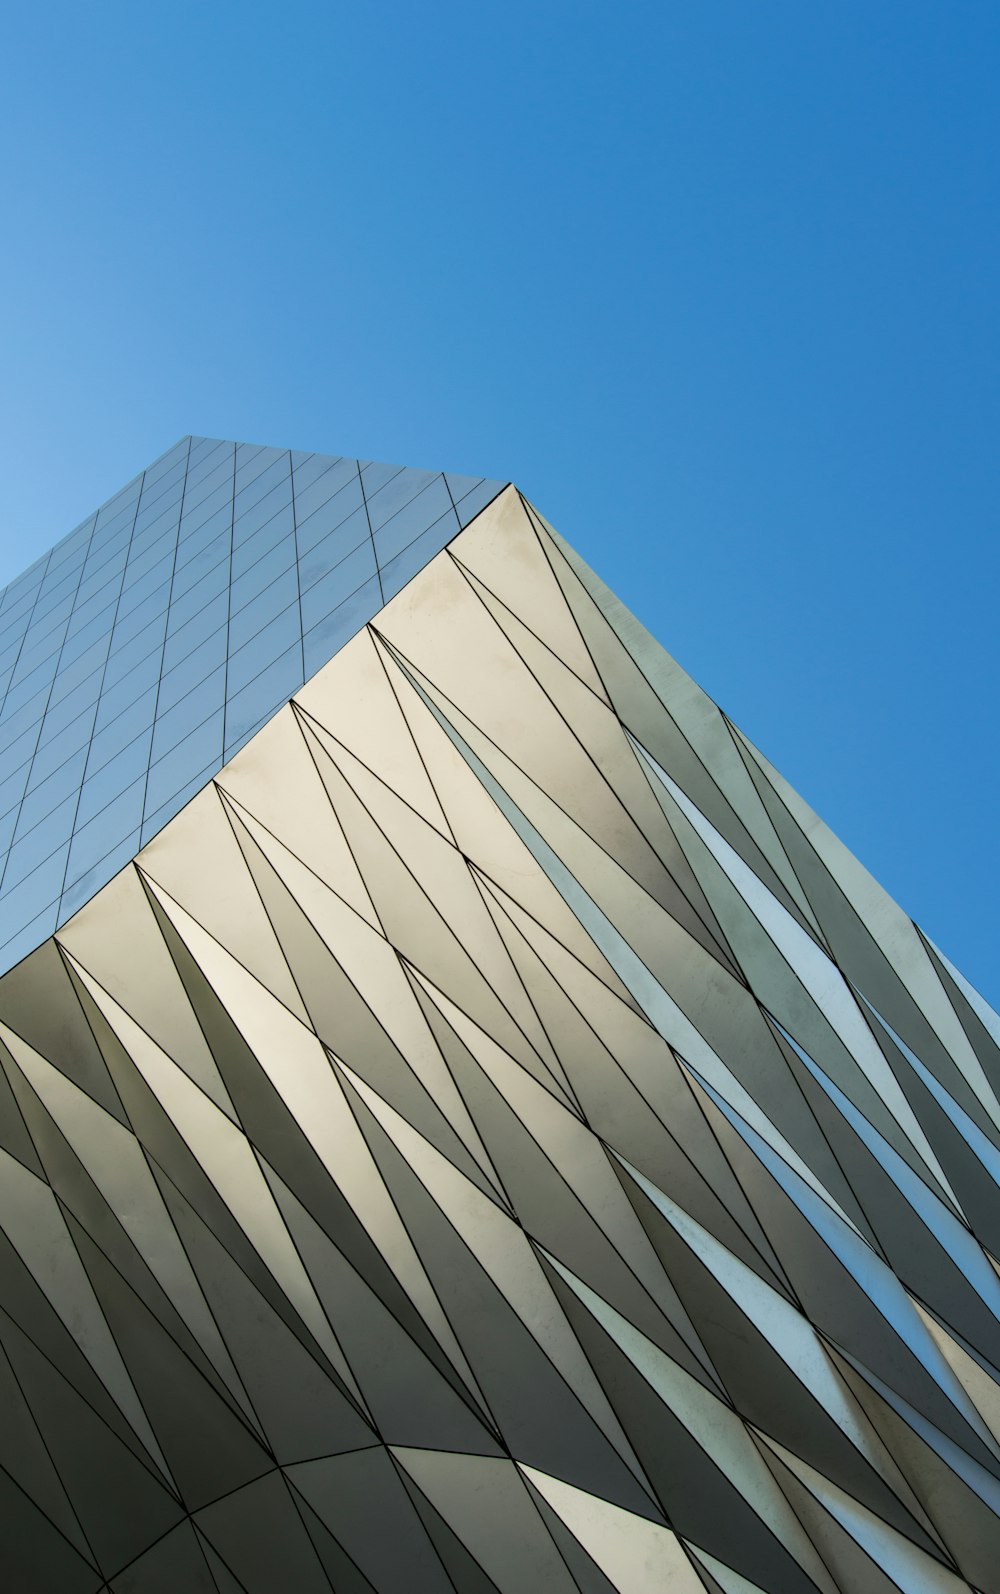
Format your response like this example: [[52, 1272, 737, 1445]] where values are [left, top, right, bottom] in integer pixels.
[[0, 436, 503, 971]]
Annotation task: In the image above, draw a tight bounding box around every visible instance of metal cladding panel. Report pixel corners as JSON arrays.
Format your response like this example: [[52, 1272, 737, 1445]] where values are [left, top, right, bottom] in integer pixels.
[[0, 437, 505, 971], [0, 482, 996, 1589]]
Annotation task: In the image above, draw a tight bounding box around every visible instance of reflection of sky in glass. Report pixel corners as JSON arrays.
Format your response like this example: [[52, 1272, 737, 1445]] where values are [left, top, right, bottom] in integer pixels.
[[0, 436, 504, 972]]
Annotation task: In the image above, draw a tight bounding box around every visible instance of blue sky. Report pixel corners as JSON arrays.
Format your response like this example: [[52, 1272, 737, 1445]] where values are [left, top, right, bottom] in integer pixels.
[[1, 1, 998, 1000]]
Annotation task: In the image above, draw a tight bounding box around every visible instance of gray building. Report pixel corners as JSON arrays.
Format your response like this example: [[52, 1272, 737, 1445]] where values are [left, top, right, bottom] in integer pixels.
[[0, 439, 996, 1591]]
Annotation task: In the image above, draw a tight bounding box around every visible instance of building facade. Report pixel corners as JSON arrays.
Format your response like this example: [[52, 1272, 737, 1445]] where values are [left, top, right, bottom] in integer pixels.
[[0, 439, 997, 1591]]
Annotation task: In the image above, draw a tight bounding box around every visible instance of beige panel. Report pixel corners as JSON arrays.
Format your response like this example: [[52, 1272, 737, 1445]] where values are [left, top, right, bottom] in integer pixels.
[[447, 484, 608, 698], [57, 865, 239, 1123], [295, 625, 450, 835], [139, 783, 310, 1024], [521, 1465, 705, 1594]]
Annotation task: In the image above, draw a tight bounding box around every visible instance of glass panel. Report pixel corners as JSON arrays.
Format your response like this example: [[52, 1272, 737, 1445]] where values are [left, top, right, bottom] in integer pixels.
[[230, 535, 294, 617], [379, 510, 457, 602], [49, 635, 110, 703], [171, 546, 230, 628], [373, 478, 453, 565], [0, 688, 53, 760], [89, 685, 158, 770], [22, 588, 75, 646], [65, 777, 146, 889], [302, 574, 382, 679], [2, 792, 79, 891], [360, 459, 404, 497], [141, 438, 189, 490], [300, 539, 376, 634], [184, 440, 230, 495], [158, 626, 227, 718], [0, 806, 18, 858], [102, 619, 166, 694], [162, 592, 228, 673], [76, 533, 130, 600], [33, 669, 101, 749], [45, 519, 93, 575], [292, 456, 359, 522], [113, 554, 173, 628], [89, 679, 158, 765], [0, 759, 30, 820], [224, 643, 302, 755], [226, 603, 299, 699], [178, 478, 233, 542], [145, 709, 224, 821], [29, 705, 96, 788], [233, 461, 288, 529], [4, 649, 61, 718], [298, 506, 370, 591], [232, 498, 294, 576], [76, 735, 151, 828], [140, 758, 218, 846], [13, 748, 89, 842], [60, 824, 142, 918], [175, 516, 230, 585], [121, 522, 177, 588], [60, 599, 118, 666], [365, 467, 438, 533], [228, 566, 298, 657], [151, 666, 226, 763], [295, 475, 364, 556], [0, 899, 60, 970], [455, 477, 505, 527]]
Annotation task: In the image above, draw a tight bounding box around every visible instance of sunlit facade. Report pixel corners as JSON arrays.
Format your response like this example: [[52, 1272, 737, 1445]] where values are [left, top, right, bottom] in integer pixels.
[[0, 439, 997, 1591]]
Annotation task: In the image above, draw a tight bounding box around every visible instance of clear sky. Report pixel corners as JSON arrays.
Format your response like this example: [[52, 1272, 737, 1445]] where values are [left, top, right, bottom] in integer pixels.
[[1, 1, 997, 1001]]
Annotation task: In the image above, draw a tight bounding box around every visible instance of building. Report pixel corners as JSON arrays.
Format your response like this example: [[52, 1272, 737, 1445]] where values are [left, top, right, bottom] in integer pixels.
[[0, 436, 997, 1591]]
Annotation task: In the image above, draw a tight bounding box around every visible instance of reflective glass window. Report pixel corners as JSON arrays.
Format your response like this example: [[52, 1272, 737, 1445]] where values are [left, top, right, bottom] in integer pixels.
[[14, 747, 89, 839], [229, 566, 298, 657], [62, 821, 142, 916], [366, 467, 438, 533], [0, 686, 54, 757], [76, 736, 151, 829], [162, 592, 228, 671], [30, 705, 96, 787], [454, 477, 504, 526], [0, 761, 30, 827], [303, 574, 382, 679], [113, 555, 173, 628], [103, 620, 165, 694], [380, 511, 457, 602], [296, 475, 364, 556], [158, 627, 227, 718], [373, 479, 453, 565], [224, 643, 301, 756], [141, 759, 217, 846], [151, 666, 226, 764], [145, 708, 224, 820], [360, 459, 404, 497], [168, 554, 230, 631], [226, 603, 299, 699], [292, 456, 359, 522], [3, 792, 79, 892], [0, 851, 67, 948], [89, 684, 158, 770], [301, 539, 376, 634], [52, 634, 111, 700], [34, 684, 93, 748], [298, 506, 370, 591]]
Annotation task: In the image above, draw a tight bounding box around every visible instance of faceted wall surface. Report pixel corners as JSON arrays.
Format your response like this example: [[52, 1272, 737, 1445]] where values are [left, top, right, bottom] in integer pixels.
[[0, 437, 503, 971], [0, 484, 998, 1590]]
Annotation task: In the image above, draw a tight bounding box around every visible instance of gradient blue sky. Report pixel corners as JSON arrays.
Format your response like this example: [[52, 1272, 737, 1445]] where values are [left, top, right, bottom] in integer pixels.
[[1, 1, 998, 1000]]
